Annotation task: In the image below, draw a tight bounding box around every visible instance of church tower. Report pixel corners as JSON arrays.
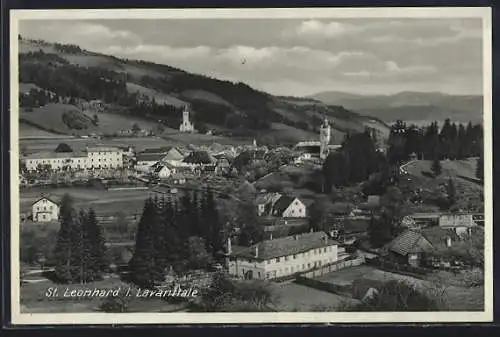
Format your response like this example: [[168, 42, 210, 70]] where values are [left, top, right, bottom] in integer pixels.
[[320, 117, 332, 159], [179, 105, 194, 133]]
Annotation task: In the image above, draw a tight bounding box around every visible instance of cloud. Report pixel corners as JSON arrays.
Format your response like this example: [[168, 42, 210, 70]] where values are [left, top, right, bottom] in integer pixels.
[[285, 20, 360, 39], [384, 61, 435, 75], [28, 22, 142, 48]]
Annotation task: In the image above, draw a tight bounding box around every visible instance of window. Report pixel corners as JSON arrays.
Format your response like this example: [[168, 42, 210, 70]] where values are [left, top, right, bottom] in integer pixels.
[[50, 206, 53, 210], [285, 256, 289, 261], [323, 248, 327, 253], [285, 268, 289, 274], [307, 263, 311, 268], [266, 272, 270, 279], [43, 207, 46, 211], [293, 254, 296, 259]]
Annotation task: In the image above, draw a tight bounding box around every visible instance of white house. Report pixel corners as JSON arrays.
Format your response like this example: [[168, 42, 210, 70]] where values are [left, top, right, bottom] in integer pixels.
[[438, 214, 477, 236], [23, 146, 123, 172], [85, 147, 123, 169], [271, 196, 307, 218], [32, 196, 59, 222], [228, 231, 340, 280], [153, 164, 176, 179]]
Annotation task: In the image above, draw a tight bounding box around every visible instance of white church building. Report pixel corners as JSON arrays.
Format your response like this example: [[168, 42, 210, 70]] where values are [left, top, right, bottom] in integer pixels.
[[179, 105, 195, 133]]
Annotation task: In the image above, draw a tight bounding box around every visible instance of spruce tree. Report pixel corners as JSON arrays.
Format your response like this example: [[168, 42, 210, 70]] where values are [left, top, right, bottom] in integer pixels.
[[85, 208, 108, 279], [445, 179, 458, 211], [150, 197, 166, 284], [69, 209, 85, 283], [202, 187, 223, 258], [53, 194, 75, 283], [476, 151, 484, 180], [129, 198, 158, 288], [431, 156, 442, 177]]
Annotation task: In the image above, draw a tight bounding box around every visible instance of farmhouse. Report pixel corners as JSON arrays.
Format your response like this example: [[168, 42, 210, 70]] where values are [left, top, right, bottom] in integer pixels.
[[384, 227, 459, 268], [32, 196, 59, 222], [227, 231, 340, 280], [153, 164, 176, 179], [438, 214, 477, 236], [135, 153, 165, 172], [271, 196, 307, 218]]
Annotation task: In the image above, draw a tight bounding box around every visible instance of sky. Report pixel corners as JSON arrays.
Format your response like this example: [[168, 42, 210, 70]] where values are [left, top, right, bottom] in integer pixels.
[[19, 18, 484, 97]]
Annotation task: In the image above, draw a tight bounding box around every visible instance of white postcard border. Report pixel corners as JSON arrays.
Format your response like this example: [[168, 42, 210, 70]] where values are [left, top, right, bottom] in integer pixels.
[[9, 7, 493, 325]]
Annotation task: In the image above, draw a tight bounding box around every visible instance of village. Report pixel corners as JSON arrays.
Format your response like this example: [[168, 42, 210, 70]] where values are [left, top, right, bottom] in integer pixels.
[[18, 104, 485, 313]]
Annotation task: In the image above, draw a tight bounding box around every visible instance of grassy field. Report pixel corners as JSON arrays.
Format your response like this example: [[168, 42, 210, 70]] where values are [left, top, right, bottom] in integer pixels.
[[270, 282, 359, 311], [20, 103, 98, 135], [315, 265, 485, 311], [404, 159, 478, 180], [20, 187, 152, 216]]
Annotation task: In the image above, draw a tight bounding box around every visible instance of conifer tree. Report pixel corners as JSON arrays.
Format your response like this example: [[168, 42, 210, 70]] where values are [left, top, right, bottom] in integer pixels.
[[54, 194, 76, 283], [129, 198, 158, 287], [446, 179, 458, 210], [476, 150, 484, 180], [85, 208, 108, 279], [202, 187, 223, 257], [431, 156, 442, 177]]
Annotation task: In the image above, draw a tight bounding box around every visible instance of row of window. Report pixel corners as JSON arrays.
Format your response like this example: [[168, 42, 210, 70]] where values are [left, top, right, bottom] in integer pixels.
[[36, 205, 54, 211], [240, 258, 336, 280], [266, 246, 335, 264]]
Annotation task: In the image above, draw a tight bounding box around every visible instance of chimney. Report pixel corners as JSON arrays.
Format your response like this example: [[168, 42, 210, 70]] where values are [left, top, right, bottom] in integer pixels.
[[227, 237, 232, 255], [270, 233, 273, 240], [446, 236, 452, 248], [254, 245, 259, 257]]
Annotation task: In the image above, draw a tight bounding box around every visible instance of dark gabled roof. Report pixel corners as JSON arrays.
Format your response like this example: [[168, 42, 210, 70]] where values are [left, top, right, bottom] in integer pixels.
[[385, 230, 434, 256], [183, 151, 214, 164], [140, 147, 173, 154], [153, 165, 165, 173], [420, 227, 459, 247], [271, 196, 297, 216], [231, 231, 339, 261], [136, 153, 165, 162], [32, 195, 60, 206]]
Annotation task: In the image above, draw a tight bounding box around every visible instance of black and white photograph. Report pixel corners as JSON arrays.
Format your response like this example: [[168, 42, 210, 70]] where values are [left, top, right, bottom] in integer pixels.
[[9, 7, 492, 324]]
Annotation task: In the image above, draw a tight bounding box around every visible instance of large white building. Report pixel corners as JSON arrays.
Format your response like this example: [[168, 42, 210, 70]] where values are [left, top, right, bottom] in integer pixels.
[[32, 196, 59, 222], [228, 231, 342, 280], [23, 146, 123, 172], [179, 106, 195, 133]]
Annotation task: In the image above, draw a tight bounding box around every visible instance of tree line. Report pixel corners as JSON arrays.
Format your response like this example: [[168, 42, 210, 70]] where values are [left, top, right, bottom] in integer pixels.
[[128, 188, 224, 288], [387, 119, 483, 165]]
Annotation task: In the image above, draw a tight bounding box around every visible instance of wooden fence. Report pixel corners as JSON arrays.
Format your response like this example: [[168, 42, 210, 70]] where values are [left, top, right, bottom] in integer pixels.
[[300, 256, 366, 278]]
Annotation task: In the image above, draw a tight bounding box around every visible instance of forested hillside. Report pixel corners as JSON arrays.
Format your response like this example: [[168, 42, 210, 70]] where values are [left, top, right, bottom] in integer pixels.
[[18, 37, 390, 142]]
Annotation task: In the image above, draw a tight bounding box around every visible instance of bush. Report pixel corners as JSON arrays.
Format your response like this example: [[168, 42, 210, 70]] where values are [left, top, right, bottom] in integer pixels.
[[99, 293, 131, 312]]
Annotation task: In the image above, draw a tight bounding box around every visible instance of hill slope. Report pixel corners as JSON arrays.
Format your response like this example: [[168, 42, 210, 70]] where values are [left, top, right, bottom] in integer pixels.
[[18, 38, 390, 144], [310, 91, 483, 125]]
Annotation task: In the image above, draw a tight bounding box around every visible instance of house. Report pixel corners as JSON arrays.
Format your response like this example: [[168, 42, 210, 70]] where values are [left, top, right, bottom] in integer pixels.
[[271, 196, 307, 218], [85, 147, 123, 169], [153, 164, 176, 179], [438, 214, 477, 236], [384, 228, 459, 268], [183, 151, 215, 166], [32, 196, 59, 222], [171, 173, 187, 185], [227, 231, 340, 280], [256, 192, 283, 217], [135, 153, 165, 172]]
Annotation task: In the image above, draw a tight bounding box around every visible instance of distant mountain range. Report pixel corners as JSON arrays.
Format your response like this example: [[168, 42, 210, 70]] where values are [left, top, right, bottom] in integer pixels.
[[18, 38, 390, 145], [309, 91, 483, 125]]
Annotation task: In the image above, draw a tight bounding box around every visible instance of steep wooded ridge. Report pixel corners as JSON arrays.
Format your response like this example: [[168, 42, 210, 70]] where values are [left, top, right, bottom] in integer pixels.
[[18, 38, 389, 144], [310, 91, 483, 125]]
